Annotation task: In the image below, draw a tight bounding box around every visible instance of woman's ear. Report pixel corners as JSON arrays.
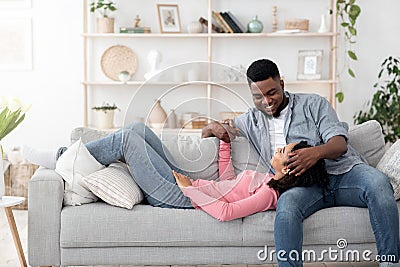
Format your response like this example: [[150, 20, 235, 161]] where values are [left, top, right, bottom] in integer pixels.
[[282, 167, 290, 175]]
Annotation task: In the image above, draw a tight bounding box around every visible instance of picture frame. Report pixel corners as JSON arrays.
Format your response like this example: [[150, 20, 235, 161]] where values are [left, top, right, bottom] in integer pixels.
[[0, 17, 33, 70], [157, 4, 181, 33], [297, 50, 323, 80]]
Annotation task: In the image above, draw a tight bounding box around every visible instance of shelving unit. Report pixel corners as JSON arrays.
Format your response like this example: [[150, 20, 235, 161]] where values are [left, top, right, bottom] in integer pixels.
[[82, 0, 338, 128]]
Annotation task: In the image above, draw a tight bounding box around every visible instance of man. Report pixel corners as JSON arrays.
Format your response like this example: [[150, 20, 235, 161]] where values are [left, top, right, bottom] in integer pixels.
[[202, 59, 399, 267]]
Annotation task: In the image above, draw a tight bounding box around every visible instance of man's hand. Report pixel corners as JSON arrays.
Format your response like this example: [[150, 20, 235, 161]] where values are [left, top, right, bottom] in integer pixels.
[[286, 136, 347, 176], [201, 120, 240, 143], [287, 146, 322, 176]]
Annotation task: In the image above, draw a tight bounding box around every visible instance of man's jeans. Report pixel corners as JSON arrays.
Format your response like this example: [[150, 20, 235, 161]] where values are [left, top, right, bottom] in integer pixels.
[[274, 163, 400, 267], [81, 122, 193, 209]]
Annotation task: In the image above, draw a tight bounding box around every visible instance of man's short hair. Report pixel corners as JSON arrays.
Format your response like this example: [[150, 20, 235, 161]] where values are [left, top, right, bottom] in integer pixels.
[[247, 59, 280, 86]]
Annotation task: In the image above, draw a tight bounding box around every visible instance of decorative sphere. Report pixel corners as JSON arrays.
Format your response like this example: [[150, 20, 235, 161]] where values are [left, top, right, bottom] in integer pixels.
[[247, 15, 263, 33]]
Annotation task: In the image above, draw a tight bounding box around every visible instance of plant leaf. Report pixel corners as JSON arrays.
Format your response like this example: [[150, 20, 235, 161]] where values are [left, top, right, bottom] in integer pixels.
[[348, 50, 358, 60], [348, 68, 356, 78], [336, 92, 344, 103]]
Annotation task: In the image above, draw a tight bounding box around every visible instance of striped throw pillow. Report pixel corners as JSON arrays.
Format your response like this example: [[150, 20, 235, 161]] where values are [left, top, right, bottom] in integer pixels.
[[84, 162, 143, 209]]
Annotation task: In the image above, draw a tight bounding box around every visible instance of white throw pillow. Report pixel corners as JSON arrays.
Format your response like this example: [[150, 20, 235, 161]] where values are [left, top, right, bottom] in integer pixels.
[[376, 140, 400, 200], [84, 162, 143, 209], [55, 139, 104, 206]]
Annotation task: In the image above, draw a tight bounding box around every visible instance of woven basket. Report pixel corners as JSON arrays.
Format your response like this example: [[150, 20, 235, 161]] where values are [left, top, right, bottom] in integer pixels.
[[101, 45, 138, 81], [284, 19, 309, 31]]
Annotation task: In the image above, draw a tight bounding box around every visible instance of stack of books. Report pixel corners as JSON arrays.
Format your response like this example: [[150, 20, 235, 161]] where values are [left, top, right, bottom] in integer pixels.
[[211, 11, 246, 33], [120, 27, 151, 34]]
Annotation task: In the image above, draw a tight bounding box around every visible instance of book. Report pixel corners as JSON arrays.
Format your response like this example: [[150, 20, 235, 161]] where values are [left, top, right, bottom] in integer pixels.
[[120, 27, 151, 33], [211, 11, 227, 33], [198, 17, 224, 33], [221, 12, 242, 33], [212, 11, 233, 33], [226, 11, 246, 33], [218, 12, 234, 33]]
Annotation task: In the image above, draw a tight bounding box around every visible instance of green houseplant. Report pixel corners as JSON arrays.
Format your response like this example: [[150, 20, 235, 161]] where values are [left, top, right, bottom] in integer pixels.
[[354, 56, 400, 144], [334, 0, 361, 103], [0, 97, 31, 198], [90, 0, 117, 33], [92, 103, 119, 129]]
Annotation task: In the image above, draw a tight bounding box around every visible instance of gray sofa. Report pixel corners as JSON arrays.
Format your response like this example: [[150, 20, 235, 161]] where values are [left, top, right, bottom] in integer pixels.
[[28, 120, 400, 267]]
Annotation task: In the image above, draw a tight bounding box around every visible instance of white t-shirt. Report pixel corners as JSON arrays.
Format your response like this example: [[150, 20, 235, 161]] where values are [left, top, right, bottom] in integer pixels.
[[268, 105, 288, 156]]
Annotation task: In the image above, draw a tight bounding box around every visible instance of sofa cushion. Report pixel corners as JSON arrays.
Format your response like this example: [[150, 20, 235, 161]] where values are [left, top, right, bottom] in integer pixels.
[[348, 120, 386, 167], [55, 139, 104, 206], [84, 162, 144, 209], [231, 137, 269, 175], [376, 140, 400, 200], [160, 134, 219, 180], [60, 202, 243, 248]]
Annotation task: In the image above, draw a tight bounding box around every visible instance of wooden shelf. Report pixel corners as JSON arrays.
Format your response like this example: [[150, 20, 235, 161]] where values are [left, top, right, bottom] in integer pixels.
[[83, 80, 337, 86], [82, 32, 336, 39], [82, 0, 338, 127]]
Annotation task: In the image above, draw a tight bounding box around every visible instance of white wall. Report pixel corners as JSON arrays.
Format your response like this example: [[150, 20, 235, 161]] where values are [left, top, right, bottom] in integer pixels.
[[0, 0, 399, 152]]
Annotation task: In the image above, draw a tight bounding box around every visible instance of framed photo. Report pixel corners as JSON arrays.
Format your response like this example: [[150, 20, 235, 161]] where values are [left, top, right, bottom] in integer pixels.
[[297, 50, 323, 80], [0, 17, 32, 70], [157, 4, 181, 33]]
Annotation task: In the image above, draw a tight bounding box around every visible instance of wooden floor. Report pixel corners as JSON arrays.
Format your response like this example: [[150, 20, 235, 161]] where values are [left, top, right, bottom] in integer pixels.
[[0, 210, 380, 267]]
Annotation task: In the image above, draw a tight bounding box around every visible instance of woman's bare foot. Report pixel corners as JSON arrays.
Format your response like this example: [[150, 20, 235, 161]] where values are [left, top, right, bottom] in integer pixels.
[[172, 170, 192, 189]]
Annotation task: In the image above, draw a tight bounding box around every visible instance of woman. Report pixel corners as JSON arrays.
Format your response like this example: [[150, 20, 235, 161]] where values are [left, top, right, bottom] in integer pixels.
[[23, 122, 327, 217], [172, 140, 328, 221]]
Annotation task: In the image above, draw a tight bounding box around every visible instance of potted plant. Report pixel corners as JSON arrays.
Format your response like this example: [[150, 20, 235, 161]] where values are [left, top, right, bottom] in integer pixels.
[[0, 97, 31, 199], [354, 56, 400, 144], [90, 0, 117, 33], [92, 102, 120, 129]]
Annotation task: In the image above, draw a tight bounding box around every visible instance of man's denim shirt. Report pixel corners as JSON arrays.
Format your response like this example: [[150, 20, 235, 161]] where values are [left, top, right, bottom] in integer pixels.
[[233, 92, 365, 175]]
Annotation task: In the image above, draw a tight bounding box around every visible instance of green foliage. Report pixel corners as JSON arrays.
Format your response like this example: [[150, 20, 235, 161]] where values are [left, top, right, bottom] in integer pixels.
[[336, 0, 361, 78], [354, 56, 400, 144], [90, 0, 117, 18], [334, 0, 361, 103], [92, 103, 119, 113]]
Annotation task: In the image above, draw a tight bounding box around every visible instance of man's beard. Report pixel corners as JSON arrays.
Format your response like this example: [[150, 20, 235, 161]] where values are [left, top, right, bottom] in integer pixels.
[[272, 96, 288, 118]]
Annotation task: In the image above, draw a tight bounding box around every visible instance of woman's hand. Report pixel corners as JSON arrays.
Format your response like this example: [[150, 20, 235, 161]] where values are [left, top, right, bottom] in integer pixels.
[[287, 146, 321, 176], [172, 170, 192, 189], [201, 120, 240, 143]]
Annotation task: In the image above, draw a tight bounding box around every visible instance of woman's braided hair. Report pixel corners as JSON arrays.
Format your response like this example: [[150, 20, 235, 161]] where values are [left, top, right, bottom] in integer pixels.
[[267, 141, 329, 200]]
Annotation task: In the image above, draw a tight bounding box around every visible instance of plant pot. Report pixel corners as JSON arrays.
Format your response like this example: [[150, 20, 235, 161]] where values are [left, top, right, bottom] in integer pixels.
[[94, 110, 115, 129], [96, 17, 115, 33]]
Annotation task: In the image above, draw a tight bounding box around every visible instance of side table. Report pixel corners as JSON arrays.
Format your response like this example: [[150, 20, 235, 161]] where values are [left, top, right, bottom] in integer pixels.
[[0, 196, 27, 267]]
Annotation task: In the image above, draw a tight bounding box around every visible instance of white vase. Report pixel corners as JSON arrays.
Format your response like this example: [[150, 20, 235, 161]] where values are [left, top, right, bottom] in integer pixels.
[[0, 158, 5, 199], [94, 110, 115, 129], [318, 14, 329, 33], [187, 21, 204, 33], [166, 109, 177, 129], [149, 100, 167, 128]]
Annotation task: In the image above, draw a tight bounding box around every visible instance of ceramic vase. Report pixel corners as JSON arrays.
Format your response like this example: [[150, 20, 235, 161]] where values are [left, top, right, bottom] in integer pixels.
[[0, 157, 4, 199], [149, 100, 167, 129], [94, 110, 115, 129], [247, 15, 263, 33], [167, 109, 177, 129], [96, 17, 115, 33], [187, 21, 204, 33], [318, 14, 329, 33]]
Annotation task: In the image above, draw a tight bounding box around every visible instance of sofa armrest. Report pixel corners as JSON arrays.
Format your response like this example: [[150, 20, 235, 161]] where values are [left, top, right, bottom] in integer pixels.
[[28, 168, 64, 266]]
